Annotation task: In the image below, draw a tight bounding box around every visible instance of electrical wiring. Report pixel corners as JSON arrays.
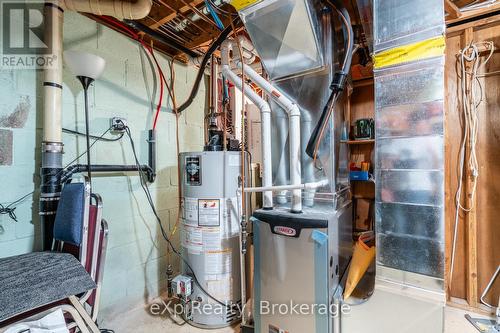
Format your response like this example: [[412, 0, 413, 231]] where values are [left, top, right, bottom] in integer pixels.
[[123, 126, 232, 308], [165, 57, 183, 241], [207, 0, 239, 17], [63, 127, 124, 142], [204, 0, 225, 30], [449, 41, 495, 290], [0, 127, 116, 223], [98, 16, 166, 131]]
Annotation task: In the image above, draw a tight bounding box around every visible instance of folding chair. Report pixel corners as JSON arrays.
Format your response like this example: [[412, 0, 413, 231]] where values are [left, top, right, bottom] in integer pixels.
[[0, 177, 109, 333]]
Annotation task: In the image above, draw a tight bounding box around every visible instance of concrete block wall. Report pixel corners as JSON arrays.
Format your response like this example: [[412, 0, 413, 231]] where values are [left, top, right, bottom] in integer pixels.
[[0, 12, 206, 314]]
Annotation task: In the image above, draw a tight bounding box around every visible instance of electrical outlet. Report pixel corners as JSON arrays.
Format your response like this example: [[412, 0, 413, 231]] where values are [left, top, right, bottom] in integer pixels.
[[110, 117, 127, 132]]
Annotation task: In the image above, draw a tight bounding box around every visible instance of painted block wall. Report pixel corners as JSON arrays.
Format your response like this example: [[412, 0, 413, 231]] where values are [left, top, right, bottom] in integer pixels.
[[0, 12, 206, 314]]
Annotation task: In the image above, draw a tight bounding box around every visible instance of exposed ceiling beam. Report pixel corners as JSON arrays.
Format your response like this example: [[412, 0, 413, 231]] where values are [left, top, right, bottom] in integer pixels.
[[149, 0, 205, 30], [446, 1, 500, 24], [445, 0, 462, 19]]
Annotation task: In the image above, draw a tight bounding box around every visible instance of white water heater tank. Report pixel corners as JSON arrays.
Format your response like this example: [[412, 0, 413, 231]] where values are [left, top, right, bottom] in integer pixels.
[[179, 151, 243, 328]]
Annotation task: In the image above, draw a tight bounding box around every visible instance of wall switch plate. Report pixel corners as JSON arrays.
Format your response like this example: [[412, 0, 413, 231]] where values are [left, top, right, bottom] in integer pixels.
[[110, 117, 127, 132]]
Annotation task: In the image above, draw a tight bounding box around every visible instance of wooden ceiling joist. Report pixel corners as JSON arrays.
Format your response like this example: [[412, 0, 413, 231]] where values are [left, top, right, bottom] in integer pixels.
[[445, 0, 462, 19], [149, 0, 205, 30]]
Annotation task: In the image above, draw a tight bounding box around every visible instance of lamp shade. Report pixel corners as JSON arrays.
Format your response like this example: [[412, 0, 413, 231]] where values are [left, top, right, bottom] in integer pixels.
[[64, 50, 106, 80]]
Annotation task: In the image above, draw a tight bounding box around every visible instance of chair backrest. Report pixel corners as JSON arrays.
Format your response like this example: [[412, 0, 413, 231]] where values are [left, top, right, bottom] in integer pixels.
[[53, 180, 91, 268], [53, 178, 108, 321]]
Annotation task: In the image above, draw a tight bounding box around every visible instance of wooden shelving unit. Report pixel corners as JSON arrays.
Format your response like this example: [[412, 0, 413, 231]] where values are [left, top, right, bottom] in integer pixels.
[[341, 139, 374, 145], [346, 76, 375, 233]]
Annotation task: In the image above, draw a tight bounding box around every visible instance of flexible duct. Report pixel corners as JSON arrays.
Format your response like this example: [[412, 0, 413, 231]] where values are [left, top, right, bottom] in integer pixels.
[[220, 40, 273, 209], [61, 0, 152, 19]]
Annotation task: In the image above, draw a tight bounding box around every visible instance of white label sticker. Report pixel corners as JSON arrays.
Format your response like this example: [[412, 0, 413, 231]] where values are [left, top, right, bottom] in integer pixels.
[[202, 227, 222, 251], [181, 224, 203, 253], [182, 197, 198, 225], [207, 274, 233, 300], [205, 249, 232, 275], [199, 199, 220, 226]]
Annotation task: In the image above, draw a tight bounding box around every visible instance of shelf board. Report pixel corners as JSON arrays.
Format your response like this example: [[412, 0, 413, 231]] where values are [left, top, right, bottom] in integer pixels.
[[341, 139, 375, 145], [350, 179, 375, 183], [352, 77, 374, 88]]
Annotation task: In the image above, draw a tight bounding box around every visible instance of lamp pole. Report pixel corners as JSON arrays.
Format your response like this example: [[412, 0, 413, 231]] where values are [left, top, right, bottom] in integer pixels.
[[77, 76, 94, 191]]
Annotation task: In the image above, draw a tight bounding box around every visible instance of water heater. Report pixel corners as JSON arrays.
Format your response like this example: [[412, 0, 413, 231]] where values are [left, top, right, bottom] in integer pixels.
[[177, 151, 243, 328]]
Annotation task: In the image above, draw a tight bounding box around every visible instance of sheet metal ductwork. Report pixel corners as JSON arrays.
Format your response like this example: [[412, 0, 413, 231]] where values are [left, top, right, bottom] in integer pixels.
[[237, 0, 349, 205], [61, 0, 152, 19], [343, 0, 446, 331]]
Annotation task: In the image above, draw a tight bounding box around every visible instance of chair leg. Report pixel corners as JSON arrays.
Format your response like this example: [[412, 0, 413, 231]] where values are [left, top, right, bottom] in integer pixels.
[[69, 296, 100, 333], [0, 304, 92, 333], [59, 304, 92, 333]]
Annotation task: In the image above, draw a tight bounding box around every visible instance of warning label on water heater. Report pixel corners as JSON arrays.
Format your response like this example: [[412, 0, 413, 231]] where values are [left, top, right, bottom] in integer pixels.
[[198, 199, 220, 226]]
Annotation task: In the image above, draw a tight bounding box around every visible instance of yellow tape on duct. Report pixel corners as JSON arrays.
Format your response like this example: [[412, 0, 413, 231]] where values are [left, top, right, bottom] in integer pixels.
[[373, 36, 446, 69], [230, 0, 261, 11]]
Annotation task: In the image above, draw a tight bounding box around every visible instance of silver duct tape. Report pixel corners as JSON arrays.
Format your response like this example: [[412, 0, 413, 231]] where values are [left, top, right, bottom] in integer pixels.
[[373, 0, 444, 52], [374, 56, 445, 282]]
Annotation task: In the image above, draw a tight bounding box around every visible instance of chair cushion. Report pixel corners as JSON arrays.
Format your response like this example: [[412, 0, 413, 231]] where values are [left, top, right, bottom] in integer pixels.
[[0, 252, 96, 322], [53, 183, 86, 246]]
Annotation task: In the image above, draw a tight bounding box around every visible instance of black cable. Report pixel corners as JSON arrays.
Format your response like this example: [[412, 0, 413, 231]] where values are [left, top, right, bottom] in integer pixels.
[[177, 16, 241, 113], [63, 128, 124, 142], [305, 1, 353, 159], [123, 126, 231, 308], [0, 127, 114, 223], [0, 204, 18, 222]]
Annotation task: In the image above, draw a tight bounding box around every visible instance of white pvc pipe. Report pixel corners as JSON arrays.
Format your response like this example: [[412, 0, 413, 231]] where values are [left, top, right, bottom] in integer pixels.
[[61, 0, 152, 19], [42, 0, 152, 143], [232, 44, 302, 213], [243, 180, 329, 193], [43, 2, 64, 143], [221, 41, 273, 209]]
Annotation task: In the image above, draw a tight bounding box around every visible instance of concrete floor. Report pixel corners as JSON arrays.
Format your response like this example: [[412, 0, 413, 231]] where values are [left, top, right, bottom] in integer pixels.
[[102, 298, 494, 333]]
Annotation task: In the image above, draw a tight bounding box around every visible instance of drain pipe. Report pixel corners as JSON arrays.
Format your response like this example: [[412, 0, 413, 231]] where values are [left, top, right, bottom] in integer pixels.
[[40, 0, 152, 249], [220, 40, 273, 209], [301, 111, 315, 207], [244, 179, 329, 193], [232, 40, 302, 213]]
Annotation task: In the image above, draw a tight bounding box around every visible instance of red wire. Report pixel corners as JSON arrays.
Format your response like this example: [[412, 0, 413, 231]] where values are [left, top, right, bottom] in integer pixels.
[[99, 16, 165, 130], [152, 68, 163, 130]]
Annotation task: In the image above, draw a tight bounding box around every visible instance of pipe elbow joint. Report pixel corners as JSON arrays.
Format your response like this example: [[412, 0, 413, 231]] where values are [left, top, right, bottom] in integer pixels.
[[260, 104, 271, 114], [289, 104, 301, 117]]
